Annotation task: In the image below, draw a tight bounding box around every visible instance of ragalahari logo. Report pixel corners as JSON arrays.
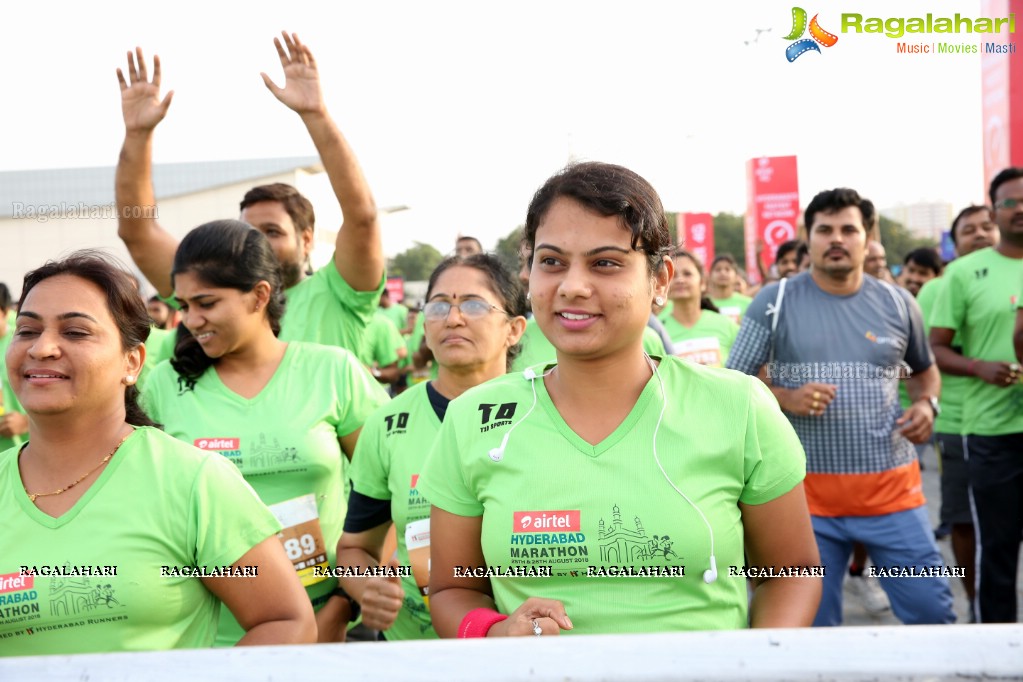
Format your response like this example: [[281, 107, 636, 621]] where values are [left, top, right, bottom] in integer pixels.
[[784, 7, 839, 62]]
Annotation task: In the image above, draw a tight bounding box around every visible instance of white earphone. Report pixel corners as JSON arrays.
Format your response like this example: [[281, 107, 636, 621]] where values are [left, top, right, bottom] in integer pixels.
[[488, 367, 544, 462], [491, 359, 718, 583], [645, 354, 718, 584]]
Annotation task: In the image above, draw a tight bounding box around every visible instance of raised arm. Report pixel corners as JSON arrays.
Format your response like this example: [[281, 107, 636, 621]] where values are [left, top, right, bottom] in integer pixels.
[[115, 48, 180, 297], [261, 32, 384, 292]]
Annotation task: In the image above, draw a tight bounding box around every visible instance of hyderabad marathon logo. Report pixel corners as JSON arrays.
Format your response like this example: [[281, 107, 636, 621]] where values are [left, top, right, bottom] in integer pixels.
[[784, 7, 838, 62]]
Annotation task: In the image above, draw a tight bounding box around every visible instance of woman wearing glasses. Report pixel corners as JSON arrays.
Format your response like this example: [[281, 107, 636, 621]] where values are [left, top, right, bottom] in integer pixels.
[[336, 254, 527, 640], [418, 162, 821, 637], [142, 221, 389, 644]]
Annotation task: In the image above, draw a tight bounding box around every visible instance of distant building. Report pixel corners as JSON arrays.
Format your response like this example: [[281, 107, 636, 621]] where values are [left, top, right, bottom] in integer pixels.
[[0, 157, 325, 298], [880, 202, 954, 242]]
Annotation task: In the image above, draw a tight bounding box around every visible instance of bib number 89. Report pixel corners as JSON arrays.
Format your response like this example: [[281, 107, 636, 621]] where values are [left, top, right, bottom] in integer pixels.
[[283, 533, 317, 560]]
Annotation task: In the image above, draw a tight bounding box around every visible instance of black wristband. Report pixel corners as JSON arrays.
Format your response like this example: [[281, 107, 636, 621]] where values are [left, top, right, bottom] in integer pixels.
[[332, 585, 362, 623]]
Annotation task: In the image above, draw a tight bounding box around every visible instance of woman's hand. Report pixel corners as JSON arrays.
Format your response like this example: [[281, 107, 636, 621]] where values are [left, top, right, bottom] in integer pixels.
[[488, 597, 573, 637], [314, 594, 351, 643], [359, 574, 404, 631]]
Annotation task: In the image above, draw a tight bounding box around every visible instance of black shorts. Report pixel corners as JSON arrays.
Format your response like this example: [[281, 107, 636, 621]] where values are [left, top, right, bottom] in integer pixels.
[[935, 433, 972, 526]]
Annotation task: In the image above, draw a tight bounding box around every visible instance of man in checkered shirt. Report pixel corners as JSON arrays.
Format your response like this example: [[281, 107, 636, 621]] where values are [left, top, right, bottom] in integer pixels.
[[727, 188, 955, 626]]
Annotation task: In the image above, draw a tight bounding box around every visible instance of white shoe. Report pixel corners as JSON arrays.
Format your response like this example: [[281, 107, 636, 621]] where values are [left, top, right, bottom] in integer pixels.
[[846, 573, 891, 614]]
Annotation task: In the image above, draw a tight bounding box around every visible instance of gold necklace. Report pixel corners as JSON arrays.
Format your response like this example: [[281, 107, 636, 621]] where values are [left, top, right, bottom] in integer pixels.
[[23, 433, 131, 503]]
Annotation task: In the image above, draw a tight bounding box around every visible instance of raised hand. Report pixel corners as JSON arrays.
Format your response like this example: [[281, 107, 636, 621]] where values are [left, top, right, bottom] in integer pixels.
[[261, 31, 326, 116], [116, 47, 173, 133]]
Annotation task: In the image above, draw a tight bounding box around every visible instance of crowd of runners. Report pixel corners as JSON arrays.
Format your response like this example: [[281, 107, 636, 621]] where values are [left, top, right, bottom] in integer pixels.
[[1, 32, 1020, 656]]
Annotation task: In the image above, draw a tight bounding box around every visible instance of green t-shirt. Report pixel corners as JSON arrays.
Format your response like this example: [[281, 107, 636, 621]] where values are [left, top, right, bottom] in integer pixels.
[[141, 342, 390, 645], [349, 382, 440, 641], [661, 310, 739, 368], [0, 427, 280, 656], [366, 311, 404, 368], [656, 300, 674, 323], [278, 260, 385, 361], [138, 326, 177, 390], [380, 304, 409, 333], [0, 328, 26, 453], [930, 247, 1023, 436], [916, 277, 964, 434], [511, 317, 666, 373], [418, 358, 806, 634], [709, 294, 752, 325]]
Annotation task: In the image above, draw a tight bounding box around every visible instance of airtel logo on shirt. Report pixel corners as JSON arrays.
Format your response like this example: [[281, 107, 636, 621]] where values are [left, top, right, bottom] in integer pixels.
[[194, 438, 240, 451], [0, 572, 34, 593], [513, 511, 581, 533]]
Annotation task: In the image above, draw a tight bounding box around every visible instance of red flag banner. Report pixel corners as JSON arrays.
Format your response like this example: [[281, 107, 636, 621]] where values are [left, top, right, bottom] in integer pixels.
[[678, 212, 715, 269], [385, 276, 405, 302], [745, 156, 800, 284], [981, 0, 1023, 194]]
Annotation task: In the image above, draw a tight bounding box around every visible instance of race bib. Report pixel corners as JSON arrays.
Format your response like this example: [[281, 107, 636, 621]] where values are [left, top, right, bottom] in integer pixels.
[[718, 306, 741, 324], [404, 518, 431, 609], [269, 494, 329, 587], [674, 337, 723, 367]]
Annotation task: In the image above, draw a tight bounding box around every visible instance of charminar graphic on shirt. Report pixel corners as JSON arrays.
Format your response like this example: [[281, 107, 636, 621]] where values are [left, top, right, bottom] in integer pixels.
[[142, 341, 389, 646], [417, 357, 805, 633], [0, 428, 280, 656], [349, 381, 441, 640]]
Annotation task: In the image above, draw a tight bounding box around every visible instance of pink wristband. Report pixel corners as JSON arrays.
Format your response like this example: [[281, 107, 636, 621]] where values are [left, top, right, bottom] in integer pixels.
[[458, 608, 508, 638], [967, 359, 977, 376]]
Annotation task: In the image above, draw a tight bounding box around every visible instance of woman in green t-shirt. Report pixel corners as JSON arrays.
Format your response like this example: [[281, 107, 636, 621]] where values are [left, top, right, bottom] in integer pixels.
[[2, 253, 313, 655], [337, 254, 527, 640], [142, 221, 389, 645], [419, 162, 822, 637], [664, 250, 739, 368]]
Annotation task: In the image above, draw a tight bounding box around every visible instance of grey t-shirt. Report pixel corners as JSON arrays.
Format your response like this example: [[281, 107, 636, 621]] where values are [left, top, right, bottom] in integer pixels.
[[726, 271, 933, 475]]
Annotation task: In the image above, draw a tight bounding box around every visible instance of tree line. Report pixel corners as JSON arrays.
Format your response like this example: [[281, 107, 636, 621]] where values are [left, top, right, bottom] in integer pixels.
[[386, 213, 937, 281]]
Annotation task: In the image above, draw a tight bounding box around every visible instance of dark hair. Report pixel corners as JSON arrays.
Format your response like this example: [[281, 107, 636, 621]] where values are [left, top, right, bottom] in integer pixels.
[[170, 220, 287, 391], [425, 254, 528, 366], [240, 183, 315, 236], [989, 167, 1023, 205], [523, 162, 672, 275], [19, 251, 157, 427], [672, 250, 720, 313], [775, 239, 805, 263], [710, 253, 739, 272], [0, 282, 11, 312], [904, 247, 943, 275], [456, 236, 483, 250], [804, 188, 877, 237], [950, 205, 993, 246]]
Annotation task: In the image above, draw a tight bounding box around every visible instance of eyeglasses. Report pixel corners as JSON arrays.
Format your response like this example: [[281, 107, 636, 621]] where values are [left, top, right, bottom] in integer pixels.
[[423, 299, 508, 320], [995, 197, 1023, 210]]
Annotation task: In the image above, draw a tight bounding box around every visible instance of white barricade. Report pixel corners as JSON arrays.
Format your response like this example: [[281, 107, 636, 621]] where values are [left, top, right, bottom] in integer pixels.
[[1, 624, 1020, 681]]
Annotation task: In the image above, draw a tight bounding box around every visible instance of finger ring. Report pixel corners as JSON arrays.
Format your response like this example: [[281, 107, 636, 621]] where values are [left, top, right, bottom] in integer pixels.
[[812, 400, 820, 410], [1011, 363, 1020, 373], [813, 391, 821, 400], [531, 618, 542, 636]]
